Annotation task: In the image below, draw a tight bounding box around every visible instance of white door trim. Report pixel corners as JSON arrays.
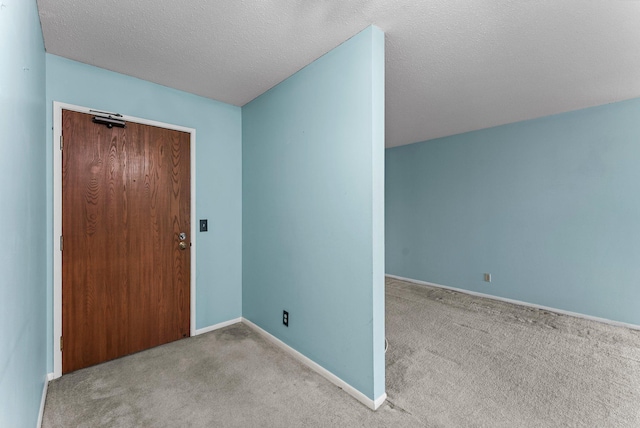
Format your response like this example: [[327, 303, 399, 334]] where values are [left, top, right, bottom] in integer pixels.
[[52, 101, 197, 378]]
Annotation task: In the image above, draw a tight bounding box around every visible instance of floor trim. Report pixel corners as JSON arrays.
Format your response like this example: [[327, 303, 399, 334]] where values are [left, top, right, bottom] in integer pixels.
[[37, 373, 53, 428], [386, 274, 640, 331], [242, 317, 386, 410], [194, 317, 243, 336]]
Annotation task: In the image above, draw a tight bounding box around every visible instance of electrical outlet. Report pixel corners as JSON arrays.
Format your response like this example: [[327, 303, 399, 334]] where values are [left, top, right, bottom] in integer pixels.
[[484, 273, 491, 283], [283, 310, 289, 327]]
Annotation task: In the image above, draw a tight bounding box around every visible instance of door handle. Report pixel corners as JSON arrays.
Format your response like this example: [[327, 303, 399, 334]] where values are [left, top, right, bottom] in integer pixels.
[[179, 242, 187, 250]]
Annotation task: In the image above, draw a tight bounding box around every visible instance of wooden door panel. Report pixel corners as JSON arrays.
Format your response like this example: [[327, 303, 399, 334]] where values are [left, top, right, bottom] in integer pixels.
[[62, 110, 190, 373]]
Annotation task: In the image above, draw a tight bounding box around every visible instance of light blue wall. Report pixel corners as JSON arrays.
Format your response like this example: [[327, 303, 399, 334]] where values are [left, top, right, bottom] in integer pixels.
[[242, 26, 385, 400], [0, 0, 47, 426], [45, 54, 243, 371], [386, 97, 640, 326]]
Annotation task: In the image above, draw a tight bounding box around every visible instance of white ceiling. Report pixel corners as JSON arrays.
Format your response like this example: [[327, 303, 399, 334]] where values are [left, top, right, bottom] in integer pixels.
[[37, 0, 640, 148]]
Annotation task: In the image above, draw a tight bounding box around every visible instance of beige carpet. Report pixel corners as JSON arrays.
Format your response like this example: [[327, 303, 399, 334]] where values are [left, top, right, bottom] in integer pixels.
[[43, 277, 640, 427], [385, 277, 640, 427]]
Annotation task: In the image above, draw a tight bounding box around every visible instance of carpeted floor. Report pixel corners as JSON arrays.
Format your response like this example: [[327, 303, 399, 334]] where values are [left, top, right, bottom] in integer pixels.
[[43, 277, 640, 427], [384, 277, 640, 427]]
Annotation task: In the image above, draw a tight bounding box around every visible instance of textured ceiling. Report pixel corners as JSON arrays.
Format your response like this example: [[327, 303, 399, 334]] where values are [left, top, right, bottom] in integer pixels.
[[37, 0, 640, 147]]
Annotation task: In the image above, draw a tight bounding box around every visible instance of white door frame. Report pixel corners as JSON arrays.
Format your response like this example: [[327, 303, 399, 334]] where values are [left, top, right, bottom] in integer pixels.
[[52, 101, 197, 378]]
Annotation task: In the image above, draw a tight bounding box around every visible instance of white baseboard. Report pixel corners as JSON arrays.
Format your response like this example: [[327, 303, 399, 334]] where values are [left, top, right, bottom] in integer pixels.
[[241, 317, 386, 410], [37, 374, 53, 428], [386, 274, 640, 331], [372, 392, 388, 410], [194, 317, 242, 336]]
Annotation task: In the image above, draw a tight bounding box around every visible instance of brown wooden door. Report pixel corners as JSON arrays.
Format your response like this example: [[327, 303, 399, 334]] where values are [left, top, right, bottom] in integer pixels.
[[62, 110, 190, 374]]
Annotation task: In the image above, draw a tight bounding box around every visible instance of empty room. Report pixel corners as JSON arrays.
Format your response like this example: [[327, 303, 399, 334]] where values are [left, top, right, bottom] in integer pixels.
[[2, 1, 639, 427]]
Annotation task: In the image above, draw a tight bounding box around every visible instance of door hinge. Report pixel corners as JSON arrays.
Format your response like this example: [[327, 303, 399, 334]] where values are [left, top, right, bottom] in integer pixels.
[[60, 135, 63, 150], [60, 336, 63, 351], [60, 235, 63, 251]]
